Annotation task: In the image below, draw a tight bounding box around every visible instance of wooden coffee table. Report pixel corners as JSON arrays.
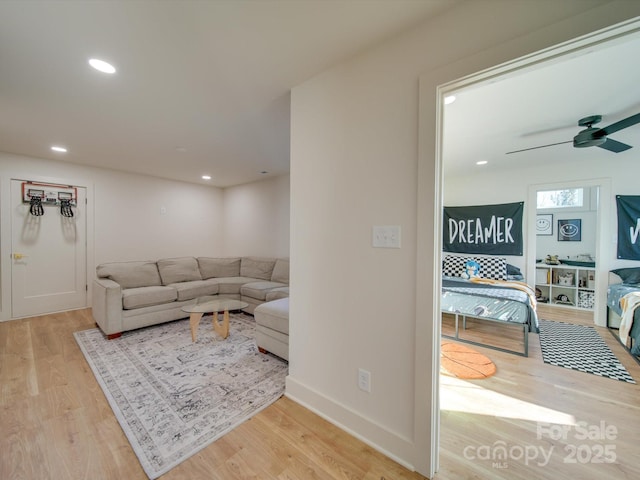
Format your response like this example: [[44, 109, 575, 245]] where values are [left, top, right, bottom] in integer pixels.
[[181, 296, 249, 342]]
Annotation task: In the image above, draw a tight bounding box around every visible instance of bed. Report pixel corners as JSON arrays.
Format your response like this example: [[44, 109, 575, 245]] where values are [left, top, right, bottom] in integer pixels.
[[607, 268, 640, 358], [441, 255, 539, 357]]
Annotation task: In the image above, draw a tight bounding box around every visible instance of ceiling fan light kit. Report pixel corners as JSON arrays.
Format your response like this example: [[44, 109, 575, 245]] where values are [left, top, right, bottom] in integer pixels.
[[507, 113, 640, 155]]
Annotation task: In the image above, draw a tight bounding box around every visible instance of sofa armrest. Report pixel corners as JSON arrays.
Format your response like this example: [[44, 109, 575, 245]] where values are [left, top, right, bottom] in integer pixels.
[[92, 278, 123, 335]]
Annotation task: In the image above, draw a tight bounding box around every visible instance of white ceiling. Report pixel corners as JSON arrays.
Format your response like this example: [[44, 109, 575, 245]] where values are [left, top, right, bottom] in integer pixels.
[[0, 0, 458, 187], [443, 31, 640, 177]]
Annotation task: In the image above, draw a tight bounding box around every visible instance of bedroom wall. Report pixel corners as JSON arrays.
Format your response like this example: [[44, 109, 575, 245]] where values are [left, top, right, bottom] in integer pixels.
[[536, 188, 598, 262], [445, 154, 640, 271], [443, 180, 600, 271], [289, 0, 640, 475], [222, 174, 290, 258], [445, 154, 640, 326]]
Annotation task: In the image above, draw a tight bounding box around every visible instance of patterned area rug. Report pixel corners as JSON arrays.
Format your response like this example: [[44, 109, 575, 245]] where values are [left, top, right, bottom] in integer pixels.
[[538, 319, 635, 383], [74, 313, 288, 479]]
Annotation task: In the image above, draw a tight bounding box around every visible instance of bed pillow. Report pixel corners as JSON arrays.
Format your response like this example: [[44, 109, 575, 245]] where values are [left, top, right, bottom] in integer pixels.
[[442, 255, 472, 277], [611, 267, 640, 285], [475, 256, 508, 281], [506, 264, 522, 276], [443, 254, 508, 280]]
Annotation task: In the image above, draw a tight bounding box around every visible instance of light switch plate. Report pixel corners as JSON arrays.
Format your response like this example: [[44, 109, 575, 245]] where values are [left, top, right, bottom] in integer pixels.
[[372, 225, 401, 248]]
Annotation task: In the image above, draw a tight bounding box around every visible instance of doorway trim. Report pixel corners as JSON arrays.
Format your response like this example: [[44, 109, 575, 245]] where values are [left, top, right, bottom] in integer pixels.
[[419, 16, 640, 477]]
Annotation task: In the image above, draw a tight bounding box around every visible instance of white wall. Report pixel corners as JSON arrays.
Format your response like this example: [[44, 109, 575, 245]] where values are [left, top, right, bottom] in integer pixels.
[[444, 172, 602, 272], [0, 152, 289, 321], [445, 154, 640, 326], [536, 211, 597, 262], [289, 0, 640, 475], [222, 174, 290, 257], [92, 170, 225, 263], [445, 155, 640, 271]]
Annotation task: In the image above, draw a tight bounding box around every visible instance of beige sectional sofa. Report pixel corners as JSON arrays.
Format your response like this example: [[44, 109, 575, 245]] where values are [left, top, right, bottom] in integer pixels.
[[92, 256, 289, 338], [254, 297, 290, 361]]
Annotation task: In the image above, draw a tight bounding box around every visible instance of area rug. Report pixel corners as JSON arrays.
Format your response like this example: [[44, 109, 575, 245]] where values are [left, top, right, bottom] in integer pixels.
[[440, 342, 497, 379], [74, 313, 288, 479], [538, 319, 635, 383]]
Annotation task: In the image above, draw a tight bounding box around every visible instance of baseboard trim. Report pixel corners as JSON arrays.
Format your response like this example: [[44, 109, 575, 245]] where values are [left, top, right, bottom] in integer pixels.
[[284, 375, 416, 472]]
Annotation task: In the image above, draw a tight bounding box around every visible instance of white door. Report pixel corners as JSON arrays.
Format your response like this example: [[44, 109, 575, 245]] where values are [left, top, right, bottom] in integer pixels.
[[11, 180, 87, 318]]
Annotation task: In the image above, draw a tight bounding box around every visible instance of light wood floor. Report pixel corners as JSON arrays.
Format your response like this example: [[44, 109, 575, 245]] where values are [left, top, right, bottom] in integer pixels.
[[0, 308, 427, 480], [437, 305, 640, 480], [2, 307, 639, 479]]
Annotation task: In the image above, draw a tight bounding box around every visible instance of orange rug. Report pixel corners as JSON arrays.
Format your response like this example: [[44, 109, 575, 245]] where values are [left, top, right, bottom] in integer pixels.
[[440, 342, 496, 379]]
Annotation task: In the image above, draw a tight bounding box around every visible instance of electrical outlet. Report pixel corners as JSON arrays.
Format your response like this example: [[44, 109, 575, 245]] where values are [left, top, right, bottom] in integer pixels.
[[358, 368, 371, 393]]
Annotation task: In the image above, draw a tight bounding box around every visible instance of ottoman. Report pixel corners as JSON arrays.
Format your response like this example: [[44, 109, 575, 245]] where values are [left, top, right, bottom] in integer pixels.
[[254, 297, 289, 361]]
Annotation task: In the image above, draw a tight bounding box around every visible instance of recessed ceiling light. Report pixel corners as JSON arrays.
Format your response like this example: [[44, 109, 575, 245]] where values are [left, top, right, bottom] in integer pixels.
[[476, 160, 488, 165], [444, 95, 456, 105], [51, 145, 67, 153], [88, 58, 116, 74], [201, 175, 211, 180]]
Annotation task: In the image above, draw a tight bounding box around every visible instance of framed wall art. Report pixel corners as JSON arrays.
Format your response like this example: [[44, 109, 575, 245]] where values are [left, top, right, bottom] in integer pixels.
[[536, 214, 553, 236], [558, 219, 581, 242]]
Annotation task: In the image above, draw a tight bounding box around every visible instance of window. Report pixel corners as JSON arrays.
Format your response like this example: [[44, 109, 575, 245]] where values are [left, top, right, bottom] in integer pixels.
[[537, 188, 584, 209]]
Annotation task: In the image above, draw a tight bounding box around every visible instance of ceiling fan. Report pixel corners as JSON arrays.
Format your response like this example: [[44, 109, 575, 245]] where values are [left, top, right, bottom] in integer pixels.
[[506, 113, 640, 155]]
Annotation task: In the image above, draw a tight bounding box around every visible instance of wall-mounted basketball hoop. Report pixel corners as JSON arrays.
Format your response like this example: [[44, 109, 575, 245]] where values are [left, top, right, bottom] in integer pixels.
[[22, 181, 77, 217]]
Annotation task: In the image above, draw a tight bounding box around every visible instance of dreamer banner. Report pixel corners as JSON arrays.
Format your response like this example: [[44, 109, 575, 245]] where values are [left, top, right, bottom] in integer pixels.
[[616, 195, 640, 260], [443, 201, 524, 255]]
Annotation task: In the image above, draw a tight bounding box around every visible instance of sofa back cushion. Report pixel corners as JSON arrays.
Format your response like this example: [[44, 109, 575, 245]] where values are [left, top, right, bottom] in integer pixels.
[[198, 257, 241, 279], [240, 256, 276, 281], [96, 261, 162, 289], [271, 258, 289, 284], [157, 257, 202, 285]]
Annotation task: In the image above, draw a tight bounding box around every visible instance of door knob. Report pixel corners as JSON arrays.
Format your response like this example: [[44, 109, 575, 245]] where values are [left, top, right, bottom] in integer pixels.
[[12, 253, 27, 260]]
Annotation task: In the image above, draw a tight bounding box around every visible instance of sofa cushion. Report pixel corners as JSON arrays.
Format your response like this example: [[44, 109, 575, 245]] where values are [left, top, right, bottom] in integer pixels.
[[198, 257, 241, 279], [241, 281, 287, 301], [254, 298, 289, 335], [157, 257, 202, 285], [271, 258, 289, 284], [122, 286, 177, 309], [168, 279, 219, 301], [211, 277, 260, 295], [240, 257, 276, 281], [265, 287, 289, 302], [96, 261, 162, 289]]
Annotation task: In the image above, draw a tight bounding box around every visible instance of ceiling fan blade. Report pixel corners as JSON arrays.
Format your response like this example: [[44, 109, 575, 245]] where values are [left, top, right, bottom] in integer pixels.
[[506, 140, 572, 155], [597, 137, 632, 153], [600, 113, 640, 136]]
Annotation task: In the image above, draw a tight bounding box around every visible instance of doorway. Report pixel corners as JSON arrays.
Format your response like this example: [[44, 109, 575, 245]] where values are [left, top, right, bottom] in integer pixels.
[[431, 20, 640, 476], [10, 179, 87, 318], [530, 180, 609, 325]]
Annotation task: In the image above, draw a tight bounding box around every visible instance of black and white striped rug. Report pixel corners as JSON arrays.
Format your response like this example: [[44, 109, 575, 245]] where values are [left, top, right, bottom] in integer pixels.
[[539, 319, 635, 384]]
